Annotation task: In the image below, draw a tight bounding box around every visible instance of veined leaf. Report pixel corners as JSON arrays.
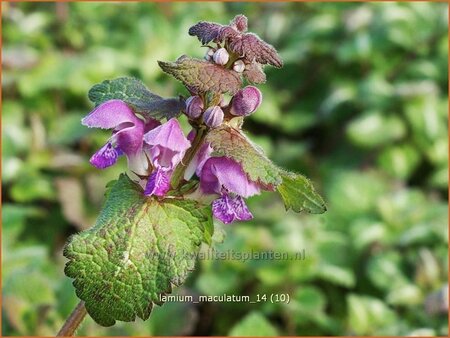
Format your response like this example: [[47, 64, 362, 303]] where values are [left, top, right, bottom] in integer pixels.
[[64, 174, 212, 326], [158, 56, 242, 95], [243, 62, 266, 84], [88, 77, 184, 120], [206, 125, 282, 189], [277, 170, 327, 214]]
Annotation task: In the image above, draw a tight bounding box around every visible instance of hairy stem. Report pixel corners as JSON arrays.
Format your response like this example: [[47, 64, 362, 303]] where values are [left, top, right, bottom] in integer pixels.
[[171, 126, 207, 189], [57, 301, 87, 337]]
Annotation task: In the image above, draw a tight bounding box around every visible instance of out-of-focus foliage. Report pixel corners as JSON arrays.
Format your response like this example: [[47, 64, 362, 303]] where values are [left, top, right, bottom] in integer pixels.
[[2, 2, 448, 336]]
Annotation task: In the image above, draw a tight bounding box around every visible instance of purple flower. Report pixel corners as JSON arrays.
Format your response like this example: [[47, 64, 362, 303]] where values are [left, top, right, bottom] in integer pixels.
[[233, 60, 245, 73], [230, 86, 262, 117], [143, 118, 191, 196], [82, 99, 153, 175], [212, 194, 253, 224], [184, 141, 213, 181], [203, 106, 224, 128], [144, 168, 171, 197], [185, 95, 204, 119], [213, 48, 230, 65], [197, 156, 260, 224]]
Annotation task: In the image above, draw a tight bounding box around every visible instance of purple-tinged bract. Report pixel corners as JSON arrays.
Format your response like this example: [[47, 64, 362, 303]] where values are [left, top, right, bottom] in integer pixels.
[[188, 21, 223, 45], [228, 33, 283, 68], [230, 15, 248, 33]]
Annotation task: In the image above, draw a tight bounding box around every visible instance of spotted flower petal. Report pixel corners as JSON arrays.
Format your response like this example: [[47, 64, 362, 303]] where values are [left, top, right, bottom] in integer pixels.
[[230, 195, 253, 221], [228, 33, 283, 68], [144, 168, 171, 197], [212, 194, 236, 224], [89, 141, 120, 169], [212, 194, 253, 224], [82, 99, 149, 174]]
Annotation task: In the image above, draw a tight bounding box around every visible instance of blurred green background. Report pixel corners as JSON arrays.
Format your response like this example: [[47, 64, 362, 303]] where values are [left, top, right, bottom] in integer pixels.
[[2, 1, 448, 336]]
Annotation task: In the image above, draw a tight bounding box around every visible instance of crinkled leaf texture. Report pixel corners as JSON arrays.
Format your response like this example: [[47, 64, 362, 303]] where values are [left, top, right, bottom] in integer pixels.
[[158, 56, 242, 95], [188, 16, 282, 68], [277, 170, 327, 214], [206, 125, 282, 189], [64, 174, 213, 326], [206, 125, 326, 213], [243, 62, 266, 84], [188, 21, 223, 44], [88, 77, 184, 120], [228, 33, 283, 68]]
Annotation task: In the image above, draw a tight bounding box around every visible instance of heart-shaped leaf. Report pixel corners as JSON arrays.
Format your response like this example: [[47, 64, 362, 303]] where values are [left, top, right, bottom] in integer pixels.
[[64, 174, 212, 326]]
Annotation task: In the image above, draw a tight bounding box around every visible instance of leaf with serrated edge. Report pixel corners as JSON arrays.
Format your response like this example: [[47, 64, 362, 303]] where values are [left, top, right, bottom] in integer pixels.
[[243, 62, 266, 84], [206, 126, 282, 189], [64, 174, 212, 326], [88, 77, 184, 120], [158, 56, 242, 95], [277, 170, 327, 214], [188, 21, 224, 44], [229, 33, 283, 68]]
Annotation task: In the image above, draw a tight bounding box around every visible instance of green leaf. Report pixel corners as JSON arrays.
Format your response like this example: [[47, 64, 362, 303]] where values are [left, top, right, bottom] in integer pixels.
[[158, 55, 242, 95], [229, 311, 279, 336], [64, 174, 212, 326], [277, 170, 326, 214], [88, 77, 184, 120], [206, 125, 282, 189]]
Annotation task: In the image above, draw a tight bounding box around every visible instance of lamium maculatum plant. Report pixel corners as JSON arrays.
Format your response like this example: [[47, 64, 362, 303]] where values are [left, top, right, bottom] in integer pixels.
[[60, 15, 326, 332]]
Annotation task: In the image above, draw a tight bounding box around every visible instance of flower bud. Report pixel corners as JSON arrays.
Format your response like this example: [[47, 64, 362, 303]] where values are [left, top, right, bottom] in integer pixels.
[[233, 59, 245, 73], [203, 106, 224, 128], [204, 48, 215, 61], [233, 15, 248, 32], [185, 95, 204, 119], [230, 86, 262, 117], [213, 48, 229, 66]]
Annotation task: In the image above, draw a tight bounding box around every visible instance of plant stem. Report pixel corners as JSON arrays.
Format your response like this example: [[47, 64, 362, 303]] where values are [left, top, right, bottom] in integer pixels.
[[171, 126, 207, 189], [57, 301, 87, 337]]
